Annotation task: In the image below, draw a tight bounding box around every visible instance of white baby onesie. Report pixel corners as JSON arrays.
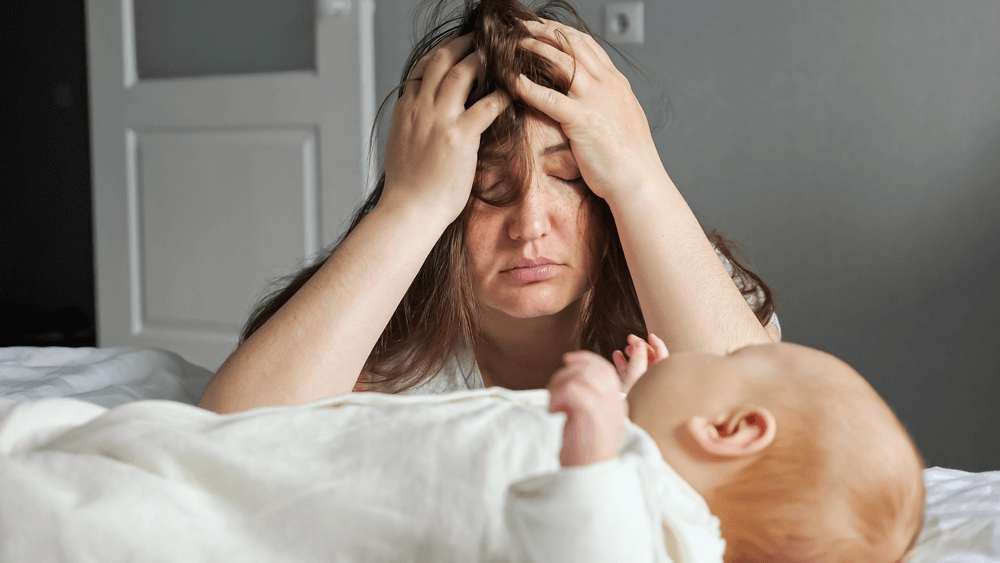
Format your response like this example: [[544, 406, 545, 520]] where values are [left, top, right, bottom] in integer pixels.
[[503, 390, 727, 563]]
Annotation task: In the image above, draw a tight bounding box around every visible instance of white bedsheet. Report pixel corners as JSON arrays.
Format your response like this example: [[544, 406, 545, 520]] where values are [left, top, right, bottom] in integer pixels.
[[0, 346, 212, 407], [912, 467, 1000, 562], [1, 346, 998, 561]]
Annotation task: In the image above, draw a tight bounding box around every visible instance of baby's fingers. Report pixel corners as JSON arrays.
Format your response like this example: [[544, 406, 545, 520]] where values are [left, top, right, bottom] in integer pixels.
[[625, 336, 649, 377], [612, 349, 628, 376], [647, 333, 669, 363]]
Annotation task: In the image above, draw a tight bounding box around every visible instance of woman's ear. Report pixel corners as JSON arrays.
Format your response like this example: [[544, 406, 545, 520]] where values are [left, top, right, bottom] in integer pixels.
[[685, 406, 776, 459]]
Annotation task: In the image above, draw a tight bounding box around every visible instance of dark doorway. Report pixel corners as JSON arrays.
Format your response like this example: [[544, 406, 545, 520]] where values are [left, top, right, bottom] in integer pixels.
[[1, 0, 96, 347]]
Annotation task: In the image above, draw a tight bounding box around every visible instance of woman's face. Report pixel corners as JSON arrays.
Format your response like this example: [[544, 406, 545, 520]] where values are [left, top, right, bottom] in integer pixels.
[[466, 115, 595, 319]]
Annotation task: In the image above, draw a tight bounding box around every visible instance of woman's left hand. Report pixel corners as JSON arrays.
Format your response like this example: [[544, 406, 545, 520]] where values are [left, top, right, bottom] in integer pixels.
[[516, 19, 667, 201]]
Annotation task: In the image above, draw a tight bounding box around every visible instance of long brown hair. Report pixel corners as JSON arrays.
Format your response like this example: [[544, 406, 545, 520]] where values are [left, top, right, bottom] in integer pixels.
[[242, 0, 776, 393]]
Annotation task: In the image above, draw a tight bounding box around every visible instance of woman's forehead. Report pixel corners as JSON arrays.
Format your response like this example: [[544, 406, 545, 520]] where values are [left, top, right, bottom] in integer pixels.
[[525, 115, 569, 152]]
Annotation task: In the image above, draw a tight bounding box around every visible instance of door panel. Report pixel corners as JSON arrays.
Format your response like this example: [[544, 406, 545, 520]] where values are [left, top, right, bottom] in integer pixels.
[[135, 127, 317, 333], [87, 0, 375, 371], [133, 0, 316, 79]]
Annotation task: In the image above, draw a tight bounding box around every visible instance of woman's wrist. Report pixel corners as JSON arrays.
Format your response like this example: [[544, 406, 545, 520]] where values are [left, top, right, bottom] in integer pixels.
[[374, 184, 464, 232], [602, 168, 679, 218]]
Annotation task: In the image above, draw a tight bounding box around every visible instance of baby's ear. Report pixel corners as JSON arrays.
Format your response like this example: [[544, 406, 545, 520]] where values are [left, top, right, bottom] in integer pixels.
[[685, 406, 776, 459]]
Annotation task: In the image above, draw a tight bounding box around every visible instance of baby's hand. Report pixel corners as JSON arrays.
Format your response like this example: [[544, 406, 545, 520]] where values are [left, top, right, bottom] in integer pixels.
[[612, 333, 668, 395], [547, 351, 627, 467]]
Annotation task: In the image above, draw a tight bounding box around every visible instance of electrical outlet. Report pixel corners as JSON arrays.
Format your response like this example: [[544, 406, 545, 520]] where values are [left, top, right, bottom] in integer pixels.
[[604, 2, 644, 44]]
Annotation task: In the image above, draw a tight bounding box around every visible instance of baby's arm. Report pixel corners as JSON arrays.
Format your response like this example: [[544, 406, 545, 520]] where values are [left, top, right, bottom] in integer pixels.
[[546, 350, 627, 467], [504, 346, 670, 562]]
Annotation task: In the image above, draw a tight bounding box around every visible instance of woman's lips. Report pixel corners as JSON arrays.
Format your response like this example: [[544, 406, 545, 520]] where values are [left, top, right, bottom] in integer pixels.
[[503, 264, 559, 283], [501, 258, 560, 283]]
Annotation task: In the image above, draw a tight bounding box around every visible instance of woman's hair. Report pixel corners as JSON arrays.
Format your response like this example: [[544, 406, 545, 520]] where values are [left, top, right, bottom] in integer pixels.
[[241, 0, 776, 393]]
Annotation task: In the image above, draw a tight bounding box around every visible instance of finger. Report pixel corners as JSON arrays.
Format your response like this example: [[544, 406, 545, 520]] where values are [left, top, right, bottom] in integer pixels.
[[562, 350, 609, 369], [521, 19, 608, 74], [577, 352, 626, 394], [402, 31, 461, 98], [409, 31, 466, 80], [547, 363, 582, 393], [553, 354, 612, 397], [520, 37, 578, 82], [538, 18, 616, 70], [417, 33, 475, 102], [548, 376, 588, 414], [625, 339, 650, 385], [626, 333, 644, 356], [647, 333, 669, 362], [516, 73, 575, 124], [461, 90, 510, 133], [549, 379, 591, 414], [612, 350, 628, 378], [436, 50, 482, 108]]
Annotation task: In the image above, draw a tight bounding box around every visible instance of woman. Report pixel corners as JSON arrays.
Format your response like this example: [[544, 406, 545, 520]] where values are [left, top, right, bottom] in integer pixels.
[[198, 0, 779, 413]]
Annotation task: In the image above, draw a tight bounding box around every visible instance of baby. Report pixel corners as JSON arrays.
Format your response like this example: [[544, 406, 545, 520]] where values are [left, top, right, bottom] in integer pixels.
[[544, 338, 926, 563], [0, 341, 924, 562]]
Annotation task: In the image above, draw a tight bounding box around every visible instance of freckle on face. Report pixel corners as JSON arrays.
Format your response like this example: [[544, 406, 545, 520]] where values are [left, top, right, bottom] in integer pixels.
[[465, 118, 596, 319]]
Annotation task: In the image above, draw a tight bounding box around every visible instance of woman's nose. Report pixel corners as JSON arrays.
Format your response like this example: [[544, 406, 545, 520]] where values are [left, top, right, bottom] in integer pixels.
[[507, 187, 552, 242]]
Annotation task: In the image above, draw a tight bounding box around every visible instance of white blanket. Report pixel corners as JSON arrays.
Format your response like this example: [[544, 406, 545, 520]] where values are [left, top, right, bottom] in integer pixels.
[[0, 390, 716, 563], [0, 392, 547, 562]]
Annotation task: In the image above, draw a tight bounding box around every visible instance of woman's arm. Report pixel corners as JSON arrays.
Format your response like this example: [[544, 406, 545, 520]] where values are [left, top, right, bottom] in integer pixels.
[[606, 174, 774, 353], [516, 20, 775, 355], [198, 34, 508, 413], [198, 202, 451, 413]]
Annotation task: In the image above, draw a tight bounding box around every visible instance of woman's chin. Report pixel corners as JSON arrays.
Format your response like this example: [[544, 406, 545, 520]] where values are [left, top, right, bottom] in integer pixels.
[[499, 306, 567, 319], [482, 294, 584, 321]]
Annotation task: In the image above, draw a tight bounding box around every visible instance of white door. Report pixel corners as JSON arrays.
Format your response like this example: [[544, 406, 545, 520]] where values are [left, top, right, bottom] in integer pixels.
[[86, 0, 375, 371]]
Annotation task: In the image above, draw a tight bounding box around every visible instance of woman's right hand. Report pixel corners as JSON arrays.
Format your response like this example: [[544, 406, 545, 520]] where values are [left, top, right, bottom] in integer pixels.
[[381, 33, 509, 223]]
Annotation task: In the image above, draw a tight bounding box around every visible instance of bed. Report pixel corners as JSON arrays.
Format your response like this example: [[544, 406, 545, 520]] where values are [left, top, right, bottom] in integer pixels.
[[1, 346, 997, 562]]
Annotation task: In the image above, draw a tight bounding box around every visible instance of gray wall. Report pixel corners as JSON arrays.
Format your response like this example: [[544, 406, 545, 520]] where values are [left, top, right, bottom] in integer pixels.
[[375, 0, 1000, 472]]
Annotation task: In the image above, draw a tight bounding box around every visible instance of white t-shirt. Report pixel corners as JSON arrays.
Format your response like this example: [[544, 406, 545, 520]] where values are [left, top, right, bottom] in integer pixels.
[[397, 346, 484, 395]]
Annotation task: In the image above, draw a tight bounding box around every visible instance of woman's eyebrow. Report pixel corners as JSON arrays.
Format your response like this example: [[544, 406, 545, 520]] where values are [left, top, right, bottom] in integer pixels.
[[541, 142, 571, 156]]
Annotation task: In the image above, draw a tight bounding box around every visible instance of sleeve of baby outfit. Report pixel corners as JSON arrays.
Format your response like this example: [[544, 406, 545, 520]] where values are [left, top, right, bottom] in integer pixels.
[[505, 458, 656, 563]]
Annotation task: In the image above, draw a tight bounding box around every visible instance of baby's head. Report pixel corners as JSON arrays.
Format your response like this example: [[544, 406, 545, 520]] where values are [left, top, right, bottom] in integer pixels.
[[627, 342, 925, 563]]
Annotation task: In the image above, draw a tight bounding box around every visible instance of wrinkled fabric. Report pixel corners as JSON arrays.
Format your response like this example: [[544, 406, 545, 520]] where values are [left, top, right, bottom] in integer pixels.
[[911, 467, 1000, 562], [0, 346, 212, 407], [0, 388, 724, 562]]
